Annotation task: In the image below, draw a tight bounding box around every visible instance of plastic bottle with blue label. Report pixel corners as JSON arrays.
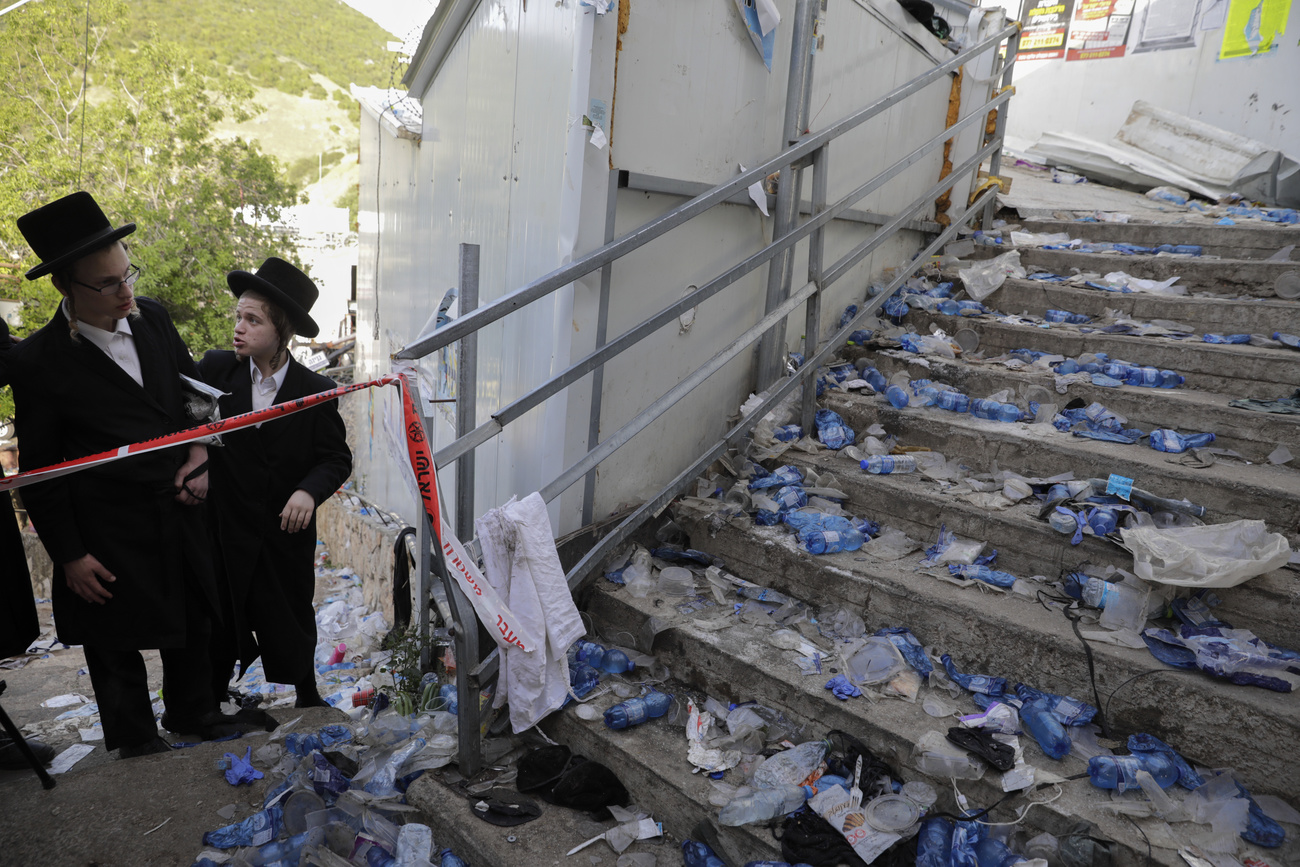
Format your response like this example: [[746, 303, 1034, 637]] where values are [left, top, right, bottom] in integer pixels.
[[1021, 697, 1071, 760], [682, 841, 727, 867], [1045, 309, 1090, 324], [568, 640, 606, 670], [947, 564, 1016, 589], [718, 783, 813, 825], [600, 647, 635, 674], [885, 385, 910, 408], [604, 691, 672, 729], [798, 526, 865, 554], [861, 454, 917, 475], [935, 390, 970, 413], [1087, 752, 1178, 791], [1126, 366, 1164, 388]]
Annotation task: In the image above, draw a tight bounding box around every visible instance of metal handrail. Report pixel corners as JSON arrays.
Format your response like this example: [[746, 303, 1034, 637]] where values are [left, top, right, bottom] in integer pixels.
[[392, 19, 1018, 363], [395, 9, 1021, 776]]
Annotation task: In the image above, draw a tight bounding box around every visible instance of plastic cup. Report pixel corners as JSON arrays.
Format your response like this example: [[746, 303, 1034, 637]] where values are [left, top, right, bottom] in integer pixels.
[[954, 328, 980, 352], [1275, 270, 1300, 300]]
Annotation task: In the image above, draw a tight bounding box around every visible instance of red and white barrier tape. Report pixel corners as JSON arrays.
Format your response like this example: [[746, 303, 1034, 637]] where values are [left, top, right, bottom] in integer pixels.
[[3, 373, 535, 653]]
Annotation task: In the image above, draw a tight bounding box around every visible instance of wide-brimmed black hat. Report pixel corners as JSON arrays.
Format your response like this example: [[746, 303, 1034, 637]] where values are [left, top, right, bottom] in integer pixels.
[[227, 257, 320, 339], [17, 191, 137, 280]]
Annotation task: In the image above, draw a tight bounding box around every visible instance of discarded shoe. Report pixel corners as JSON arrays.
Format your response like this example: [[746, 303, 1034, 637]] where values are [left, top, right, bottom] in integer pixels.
[[0, 734, 56, 769], [117, 736, 174, 759], [946, 726, 1016, 772]]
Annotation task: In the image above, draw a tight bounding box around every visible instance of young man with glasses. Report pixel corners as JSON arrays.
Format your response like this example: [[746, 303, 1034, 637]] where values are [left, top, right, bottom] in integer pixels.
[[9, 192, 262, 758]]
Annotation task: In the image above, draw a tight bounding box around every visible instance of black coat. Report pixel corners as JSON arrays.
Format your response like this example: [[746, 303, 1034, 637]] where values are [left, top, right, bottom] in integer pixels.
[[0, 320, 37, 660], [7, 298, 216, 650], [197, 351, 351, 665]]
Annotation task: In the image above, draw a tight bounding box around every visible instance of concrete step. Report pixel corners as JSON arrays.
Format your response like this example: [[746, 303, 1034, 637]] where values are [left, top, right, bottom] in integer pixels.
[[821, 390, 1300, 538], [967, 247, 1296, 298], [773, 446, 1300, 652], [848, 347, 1300, 464], [668, 505, 1300, 810], [1015, 219, 1300, 261], [542, 697, 784, 866], [909, 310, 1300, 399], [985, 276, 1300, 337], [581, 577, 1185, 866]]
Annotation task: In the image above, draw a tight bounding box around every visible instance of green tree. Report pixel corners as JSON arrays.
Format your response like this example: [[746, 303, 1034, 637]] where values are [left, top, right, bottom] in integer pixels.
[[0, 0, 300, 419]]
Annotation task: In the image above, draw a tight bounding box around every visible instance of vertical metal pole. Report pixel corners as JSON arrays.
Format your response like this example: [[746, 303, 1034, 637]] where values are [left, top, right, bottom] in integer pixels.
[[801, 144, 829, 435], [755, 0, 818, 392], [582, 171, 620, 526], [417, 428, 433, 674], [981, 27, 1020, 230], [455, 244, 480, 541]]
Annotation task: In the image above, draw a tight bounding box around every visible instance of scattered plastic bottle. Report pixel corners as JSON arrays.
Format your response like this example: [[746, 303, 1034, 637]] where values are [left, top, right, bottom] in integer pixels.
[[438, 683, 458, 715], [718, 783, 812, 825], [1153, 244, 1202, 256], [1087, 752, 1178, 792], [935, 390, 970, 413], [256, 829, 321, 866], [798, 526, 865, 554], [569, 662, 600, 699], [1149, 430, 1215, 453], [861, 455, 917, 475], [975, 836, 1028, 866], [568, 640, 606, 669], [771, 485, 809, 511], [1021, 697, 1071, 760], [600, 647, 635, 674], [1079, 577, 1116, 609], [885, 385, 910, 408], [773, 424, 803, 442], [969, 398, 1021, 423], [915, 386, 941, 406], [604, 691, 672, 729], [947, 564, 1016, 589], [365, 737, 427, 796], [682, 840, 727, 867], [1159, 370, 1184, 388], [1045, 309, 1090, 324], [862, 367, 888, 393], [940, 654, 1008, 697], [1125, 366, 1163, 388], [439, 850, 469, 867]]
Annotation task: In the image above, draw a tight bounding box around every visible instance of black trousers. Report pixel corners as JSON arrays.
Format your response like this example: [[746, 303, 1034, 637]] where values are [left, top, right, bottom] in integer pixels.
[[83, 571, 216, 751]]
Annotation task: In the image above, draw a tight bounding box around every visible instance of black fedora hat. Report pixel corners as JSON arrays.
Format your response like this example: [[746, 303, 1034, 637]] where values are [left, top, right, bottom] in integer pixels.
[[227, 257, 320, 339], [17, 191, 136, 280]]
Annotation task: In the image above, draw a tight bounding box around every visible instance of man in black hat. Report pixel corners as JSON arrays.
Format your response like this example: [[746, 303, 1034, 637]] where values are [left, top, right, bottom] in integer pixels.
[[199, 257, 351, 709], [9, 191, 244, 757]]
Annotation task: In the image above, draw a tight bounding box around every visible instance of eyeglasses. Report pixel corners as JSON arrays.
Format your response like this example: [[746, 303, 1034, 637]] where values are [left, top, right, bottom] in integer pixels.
[[69, 264, 143, 295]]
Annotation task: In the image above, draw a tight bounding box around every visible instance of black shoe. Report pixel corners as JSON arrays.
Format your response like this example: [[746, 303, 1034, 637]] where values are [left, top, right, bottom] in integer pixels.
[[117, 736, 174, 759], [160, 710, 258, 739], [0, 735, 56, 769], [294, 684, 330, 709], [233, 706, 279, 732]]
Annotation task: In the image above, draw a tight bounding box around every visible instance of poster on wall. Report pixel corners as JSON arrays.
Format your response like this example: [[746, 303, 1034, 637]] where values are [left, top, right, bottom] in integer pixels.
[[1018, 0, 1077, 58], [1218, 0, 1291, 58], [1131, 0, 1203, 50], [1065, 0, 1137, 58]]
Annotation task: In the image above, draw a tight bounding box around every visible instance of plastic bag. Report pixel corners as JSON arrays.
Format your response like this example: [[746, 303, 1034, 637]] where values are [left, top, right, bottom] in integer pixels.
[[1120, 520, 1290, 588], [957, 250, 1025, 301]]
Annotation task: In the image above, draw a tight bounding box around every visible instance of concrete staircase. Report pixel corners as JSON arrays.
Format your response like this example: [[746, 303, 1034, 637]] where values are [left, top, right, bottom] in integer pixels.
[[408, 217, 1300, 865]]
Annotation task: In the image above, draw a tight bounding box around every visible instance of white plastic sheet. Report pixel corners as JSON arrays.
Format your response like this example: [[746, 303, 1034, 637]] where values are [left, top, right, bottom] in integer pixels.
[[1120, 519, 1291, 588], [957, 251, 1025, 301]]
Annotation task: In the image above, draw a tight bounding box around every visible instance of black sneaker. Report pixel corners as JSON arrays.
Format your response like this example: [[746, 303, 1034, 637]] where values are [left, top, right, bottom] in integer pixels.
[[160, 710, 258, 739]]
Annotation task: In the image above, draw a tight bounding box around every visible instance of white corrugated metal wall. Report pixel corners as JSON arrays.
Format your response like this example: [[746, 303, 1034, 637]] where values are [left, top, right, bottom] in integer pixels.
[[354, 0, 1004, 536]]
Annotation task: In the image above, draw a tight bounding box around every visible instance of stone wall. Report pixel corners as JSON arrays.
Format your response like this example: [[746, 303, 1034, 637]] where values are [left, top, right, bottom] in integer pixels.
[[316, 490, 411, 629]]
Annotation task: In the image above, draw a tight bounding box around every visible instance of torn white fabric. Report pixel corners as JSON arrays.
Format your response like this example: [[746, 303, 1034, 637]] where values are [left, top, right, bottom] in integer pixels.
[[476, 493, 587, 732]]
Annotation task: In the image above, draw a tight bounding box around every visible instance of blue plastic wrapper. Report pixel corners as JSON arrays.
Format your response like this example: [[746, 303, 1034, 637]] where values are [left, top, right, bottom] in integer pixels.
[[875, 626, 934, 676], [940, 653, 1008, 697], [748, 465, 804, 491], [1016, 683, 1097, 726], [773, 424, 803, 442], [222, 746, 263, 786], [202, 806, 283, 849], [1142, 624, 1299, 692], [1203, 333, 1250, 344], [814, 409, 855, 450], [310, 750, 351, 799]]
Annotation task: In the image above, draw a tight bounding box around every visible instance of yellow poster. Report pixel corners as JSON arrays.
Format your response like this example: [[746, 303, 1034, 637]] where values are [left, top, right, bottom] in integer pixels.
[[1219, 0, 1291, 58]]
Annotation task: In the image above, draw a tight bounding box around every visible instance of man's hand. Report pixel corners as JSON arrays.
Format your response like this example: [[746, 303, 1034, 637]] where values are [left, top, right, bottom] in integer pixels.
[[174, 444, 208, 505], [64, 554, 115, 604], [280, 490, 316, 533]]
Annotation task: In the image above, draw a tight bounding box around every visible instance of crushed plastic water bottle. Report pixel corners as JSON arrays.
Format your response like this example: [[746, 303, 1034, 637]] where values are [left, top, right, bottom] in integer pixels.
[[814, 409, 855, 450], [1149, 429, 1215, 453]]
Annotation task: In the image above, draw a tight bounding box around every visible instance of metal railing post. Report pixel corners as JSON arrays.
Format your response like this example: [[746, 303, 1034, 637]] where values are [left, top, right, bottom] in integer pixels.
[[455, 243, 480, 542], [582, 172, 620, 526], [801, 144, 829, 435], [982, 26, 1021, 230], [755, 0, 818, 391]]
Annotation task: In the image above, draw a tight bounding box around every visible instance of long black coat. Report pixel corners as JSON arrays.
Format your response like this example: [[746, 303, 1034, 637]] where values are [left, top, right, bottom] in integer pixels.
[[7, 298, 216, 650], [0, 320, 37, 660], [197, 351, 351, 668]]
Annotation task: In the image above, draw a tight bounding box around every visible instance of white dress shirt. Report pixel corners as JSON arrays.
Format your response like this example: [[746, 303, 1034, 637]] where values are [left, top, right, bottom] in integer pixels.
[[65, 299, 143, 387], [250, 357, 289, 426]]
